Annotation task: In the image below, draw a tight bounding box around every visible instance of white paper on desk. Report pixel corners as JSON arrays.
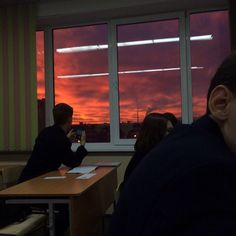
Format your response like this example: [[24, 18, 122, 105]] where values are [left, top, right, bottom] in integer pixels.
[[76, 173, 96, 179], [95, 162, 121, 167], [44, 176, 66, 179], [67, 166, 97, 174]]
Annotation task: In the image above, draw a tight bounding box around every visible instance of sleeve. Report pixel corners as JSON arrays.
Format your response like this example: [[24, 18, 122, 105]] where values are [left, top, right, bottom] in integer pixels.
[[59, 139, 88, 168]]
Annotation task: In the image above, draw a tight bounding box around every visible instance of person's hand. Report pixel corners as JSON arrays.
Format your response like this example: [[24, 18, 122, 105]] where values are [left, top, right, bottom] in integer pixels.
[[67, 129, 77, 143], [80, 131, 86, 146]]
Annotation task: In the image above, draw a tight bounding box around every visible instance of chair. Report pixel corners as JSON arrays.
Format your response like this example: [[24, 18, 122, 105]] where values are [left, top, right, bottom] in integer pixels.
[[0, 165, 24, 189], [0, 165, 47, 236], [0, 214, 47, 236]]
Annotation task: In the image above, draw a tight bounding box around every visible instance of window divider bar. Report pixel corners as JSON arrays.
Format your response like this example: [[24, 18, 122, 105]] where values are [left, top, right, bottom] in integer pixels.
[[185, 11, 193, 123], [44, 27, 54, 126], [179, 12, 192, 124], [108, 21, 120, 145]]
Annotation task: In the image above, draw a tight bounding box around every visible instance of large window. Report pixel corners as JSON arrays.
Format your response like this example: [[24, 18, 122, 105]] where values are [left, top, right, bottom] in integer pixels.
[[54, 25, 110, 143], [190, 11, 230, 119], [117, 19, 181, 139], [37, 10, 231, 151]]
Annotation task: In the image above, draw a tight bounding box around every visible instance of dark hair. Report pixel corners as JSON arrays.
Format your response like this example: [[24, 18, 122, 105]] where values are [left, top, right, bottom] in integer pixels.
[[53, 103, 73, 125], [134, 113, 167, 153], [206, 51, 236, 114], [163, 112, 178, 127]]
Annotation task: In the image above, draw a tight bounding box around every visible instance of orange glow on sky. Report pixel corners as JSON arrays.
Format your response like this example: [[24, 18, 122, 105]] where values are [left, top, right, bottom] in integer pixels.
[[36, 11, 230, 125]]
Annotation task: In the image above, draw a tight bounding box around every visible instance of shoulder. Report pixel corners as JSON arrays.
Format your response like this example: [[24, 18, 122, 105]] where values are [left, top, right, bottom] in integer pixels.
[[39, 125, 64, 135], [133, 115, 234, 182], [37, 125, 67, 143], [159, 115, 226, 154]]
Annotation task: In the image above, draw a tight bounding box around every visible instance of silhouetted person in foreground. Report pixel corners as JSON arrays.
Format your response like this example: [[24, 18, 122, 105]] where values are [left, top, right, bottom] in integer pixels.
[[108, 52, 236, 236]]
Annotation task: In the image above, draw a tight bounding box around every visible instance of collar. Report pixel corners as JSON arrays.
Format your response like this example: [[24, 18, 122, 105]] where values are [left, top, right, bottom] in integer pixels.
[[192, 115, 221, 135]]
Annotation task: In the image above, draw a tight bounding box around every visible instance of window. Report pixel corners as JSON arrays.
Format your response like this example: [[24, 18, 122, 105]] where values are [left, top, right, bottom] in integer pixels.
[[190, 11, 230, 119], [36, 31, 45, 132], [38, 10, 231, 151], [54, 24, 110, 142], [117, 19, 181, 139]]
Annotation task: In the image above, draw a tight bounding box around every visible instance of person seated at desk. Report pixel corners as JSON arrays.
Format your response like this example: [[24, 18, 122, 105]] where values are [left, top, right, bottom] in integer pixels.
[[122, 113, 173, 187], [19, 103, 88, 183], [18, 103, 88, 236]]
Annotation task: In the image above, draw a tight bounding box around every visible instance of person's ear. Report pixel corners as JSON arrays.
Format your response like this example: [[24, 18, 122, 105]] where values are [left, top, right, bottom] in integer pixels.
[[208, 85, 232, 120]]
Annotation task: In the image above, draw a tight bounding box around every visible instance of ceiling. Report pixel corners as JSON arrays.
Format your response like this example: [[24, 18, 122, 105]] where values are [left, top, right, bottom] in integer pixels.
[[0, 0, 229, 27], [0, 0, 228, 9]]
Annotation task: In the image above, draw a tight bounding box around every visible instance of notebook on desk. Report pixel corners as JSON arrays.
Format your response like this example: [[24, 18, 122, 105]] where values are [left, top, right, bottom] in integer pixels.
[[67, 166, 97, 174], [67, 162, 121, 174]]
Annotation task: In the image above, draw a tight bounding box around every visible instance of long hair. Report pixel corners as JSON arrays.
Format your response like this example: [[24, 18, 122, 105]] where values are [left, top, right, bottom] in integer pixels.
[[163, 112, 178, 127], [134, 113, 168, 153]]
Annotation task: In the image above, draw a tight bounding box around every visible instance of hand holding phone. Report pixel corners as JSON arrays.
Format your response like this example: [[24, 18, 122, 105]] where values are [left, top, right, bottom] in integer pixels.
[[74, 125, 86, 144], [80, 130, 86, 146], [67, 129, 77, 142]]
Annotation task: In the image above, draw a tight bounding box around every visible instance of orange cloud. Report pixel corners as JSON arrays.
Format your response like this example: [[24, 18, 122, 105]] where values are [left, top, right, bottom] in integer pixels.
[[36, 11, 230, 125]]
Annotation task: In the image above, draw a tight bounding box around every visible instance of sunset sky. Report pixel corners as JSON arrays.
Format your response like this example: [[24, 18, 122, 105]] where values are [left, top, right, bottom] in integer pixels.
[[37, 11, 230, 125]]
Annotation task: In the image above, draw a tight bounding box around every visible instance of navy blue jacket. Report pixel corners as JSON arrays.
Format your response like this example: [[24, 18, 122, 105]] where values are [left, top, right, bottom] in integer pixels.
[[108, 116, 236, 236], [19, 124, 88, 182]]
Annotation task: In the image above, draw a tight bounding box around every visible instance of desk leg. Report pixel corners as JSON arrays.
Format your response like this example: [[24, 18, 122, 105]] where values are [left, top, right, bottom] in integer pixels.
[[48, 202, 55, 236]]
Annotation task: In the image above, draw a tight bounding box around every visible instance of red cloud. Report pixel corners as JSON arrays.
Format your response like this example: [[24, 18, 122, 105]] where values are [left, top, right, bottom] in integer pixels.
[[36, 11, 230, 124]]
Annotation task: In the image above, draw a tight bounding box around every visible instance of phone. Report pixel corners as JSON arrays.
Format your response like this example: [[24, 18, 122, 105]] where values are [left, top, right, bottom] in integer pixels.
[[74, 125, 85, 140]]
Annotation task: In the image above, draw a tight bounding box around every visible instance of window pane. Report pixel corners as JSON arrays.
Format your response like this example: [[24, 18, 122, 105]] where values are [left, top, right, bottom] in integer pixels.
[[190, 11, 230, 119], [117, 19, 181, 139], [54, 25, 110, 142], [36, 31, 45, 132]]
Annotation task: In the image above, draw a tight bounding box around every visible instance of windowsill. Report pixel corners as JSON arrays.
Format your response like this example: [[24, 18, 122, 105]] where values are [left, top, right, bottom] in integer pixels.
[[72, 143, 135, 152]]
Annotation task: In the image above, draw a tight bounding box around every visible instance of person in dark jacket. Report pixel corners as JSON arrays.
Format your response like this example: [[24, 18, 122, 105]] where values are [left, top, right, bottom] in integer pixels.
[[18, 103, 88, 236], [107, 52, 236, 236], [123, 113, 172, 185], [19, 103, 88, 182]]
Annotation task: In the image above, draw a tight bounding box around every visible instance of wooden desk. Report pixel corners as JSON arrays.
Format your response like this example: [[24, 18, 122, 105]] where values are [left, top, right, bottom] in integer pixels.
[[0, 167, 118, 236]]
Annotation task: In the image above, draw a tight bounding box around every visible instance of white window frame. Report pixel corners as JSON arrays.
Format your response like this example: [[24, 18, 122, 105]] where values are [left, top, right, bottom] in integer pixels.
[[109, 12, 191, 146], [40, 11, 198, 152]]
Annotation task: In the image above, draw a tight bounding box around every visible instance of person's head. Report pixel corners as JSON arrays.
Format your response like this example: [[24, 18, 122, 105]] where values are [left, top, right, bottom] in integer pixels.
[[53, 103, 73, 133], [163, 112, 178, 127], [135, 113, 170, 153], [206, 51, 236, 154]]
